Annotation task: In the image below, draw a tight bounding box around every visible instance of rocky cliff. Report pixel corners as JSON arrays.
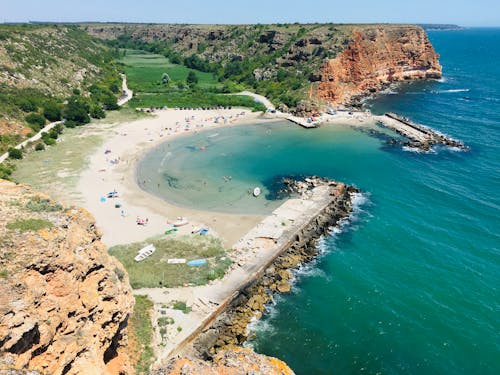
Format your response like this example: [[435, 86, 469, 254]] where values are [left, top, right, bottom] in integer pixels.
[[155, 347, 294, 375], [85, 23, 441, 110], [0, 180, 134, 375], [317, 26, 442, 105]]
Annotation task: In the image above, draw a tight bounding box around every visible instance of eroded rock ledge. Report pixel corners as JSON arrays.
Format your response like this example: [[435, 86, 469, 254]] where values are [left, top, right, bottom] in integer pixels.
[[0, 180, 134, 375], [317, 26, 442, 106]]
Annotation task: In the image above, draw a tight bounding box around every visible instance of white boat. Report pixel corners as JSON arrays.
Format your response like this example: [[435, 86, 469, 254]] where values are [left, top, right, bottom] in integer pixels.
[[173, 217, 189, 227], [134, 244, 156, 262], [253, 187, 261, 197]]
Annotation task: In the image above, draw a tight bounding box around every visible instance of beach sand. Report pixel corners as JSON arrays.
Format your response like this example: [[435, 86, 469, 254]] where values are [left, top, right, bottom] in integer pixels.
[[78, 108, 276, 248]]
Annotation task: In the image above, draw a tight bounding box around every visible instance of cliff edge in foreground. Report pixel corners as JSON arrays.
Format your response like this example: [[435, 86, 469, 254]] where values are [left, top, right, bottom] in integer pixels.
[[317, 26, 442, 106], [156, 347, 294, 375], [0, 180, 134, 375]]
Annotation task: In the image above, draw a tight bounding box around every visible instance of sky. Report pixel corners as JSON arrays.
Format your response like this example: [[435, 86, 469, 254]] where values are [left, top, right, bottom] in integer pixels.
[[1, 0, 499, 27]]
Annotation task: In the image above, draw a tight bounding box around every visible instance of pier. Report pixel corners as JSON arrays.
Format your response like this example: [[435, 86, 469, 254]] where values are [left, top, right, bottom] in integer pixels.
[[377, 112, 467, 151], [138, 179, 357, 368]]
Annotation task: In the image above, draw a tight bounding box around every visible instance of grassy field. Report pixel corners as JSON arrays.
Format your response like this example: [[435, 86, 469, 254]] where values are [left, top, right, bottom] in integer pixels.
[[120, 50, 266, 111], [120, 50, 218, 91], [129, 295, 155, 375], [129, 92, 266, 111], [109, 235, 232, 289]]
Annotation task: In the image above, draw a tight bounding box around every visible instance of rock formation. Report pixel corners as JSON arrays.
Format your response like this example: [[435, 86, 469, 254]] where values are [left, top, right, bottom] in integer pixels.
[[317, 26, 442, 106], [154, 347, 294, 375], [0, 180, 134, 375]]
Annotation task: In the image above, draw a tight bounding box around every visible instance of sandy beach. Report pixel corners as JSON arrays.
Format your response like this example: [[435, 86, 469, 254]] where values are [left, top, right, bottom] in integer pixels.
[[77, 108, 278, 248]]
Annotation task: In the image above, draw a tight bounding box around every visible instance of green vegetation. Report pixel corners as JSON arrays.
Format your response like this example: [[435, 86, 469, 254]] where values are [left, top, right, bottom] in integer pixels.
[[0, 24, 122, 152], [25, 196, 63, 212], [6, 218, 53, 232], [172, 301, 192, 314], [119, 49, 265, 111], [0, 269, 8, 278], [0, 163, 15, 180], [8, 148, 23, 160], [108, 235, 232, 288], [130, 295, 154, 375], [120, 50, 218, 91], [106, 23, 346, 110]]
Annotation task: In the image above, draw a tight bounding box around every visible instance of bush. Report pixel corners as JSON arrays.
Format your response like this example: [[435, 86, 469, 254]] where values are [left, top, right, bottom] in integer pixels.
[[63, 96, 90, 125], [48, 129, 58, 139], [42, 136, 56, 146], [35, 142, 45, 151], [53, 123, 64, 134], [25, 113, 46, 130], [43, 103, 62, 122], [19, 99, 37, 112], [0, 164, 14, 180], [6, 218, 53, 232], [186, 71, 198, 85], [90, 105, 106, 119], [8, 148, 22, 159]]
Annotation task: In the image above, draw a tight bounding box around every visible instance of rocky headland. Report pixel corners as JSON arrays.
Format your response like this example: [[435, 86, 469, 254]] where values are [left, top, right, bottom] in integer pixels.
[[317, 26, 442, 106], [85, 23, 441, 111], [0, 180, 134, 375]]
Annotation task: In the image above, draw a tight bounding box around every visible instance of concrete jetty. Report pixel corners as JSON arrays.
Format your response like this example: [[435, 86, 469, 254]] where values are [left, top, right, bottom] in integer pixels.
[[138, 178, 357, 367], [377, 112, 467, 151]]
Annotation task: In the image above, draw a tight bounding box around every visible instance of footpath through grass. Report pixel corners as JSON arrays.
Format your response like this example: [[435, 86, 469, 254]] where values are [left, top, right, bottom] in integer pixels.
[[109, 235, 232, 289]]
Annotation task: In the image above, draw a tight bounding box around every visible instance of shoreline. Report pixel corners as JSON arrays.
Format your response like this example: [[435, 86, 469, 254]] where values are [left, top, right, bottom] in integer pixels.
[[78, 108, 277, 248]]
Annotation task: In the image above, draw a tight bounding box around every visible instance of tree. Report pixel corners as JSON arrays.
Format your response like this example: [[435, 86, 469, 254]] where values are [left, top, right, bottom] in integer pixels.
[[43, 102, 61, 122], [90, 105, 106, 119], [186, 71, 198, 85], [25, 113, 46, 131], [162, 73, 170, 84], [63, 96, 90, 125], [8, 148, 22, 159]]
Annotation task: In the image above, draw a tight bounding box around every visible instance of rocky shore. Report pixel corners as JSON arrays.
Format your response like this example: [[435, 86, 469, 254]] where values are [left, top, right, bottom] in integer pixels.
[[191, 177, 359, 359]]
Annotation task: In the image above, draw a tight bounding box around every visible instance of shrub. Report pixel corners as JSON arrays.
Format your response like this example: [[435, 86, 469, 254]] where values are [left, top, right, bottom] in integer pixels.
[[25, 113, 46, 129], [172, 301, 191, 314], [90, 105, 106, 119], [0, 164, 14, 180], [42, 137, 56, 146], [63, 96, 90, 125], [25, 196, 62, 212], [8, 148, 22, 159], [48, 129, 59, 139], [43, 103, 62, 122], [35, 142, 45, 151], [19, 99, 37, 112], [6, 218, 53, 232], [186, 71, 198, 85]]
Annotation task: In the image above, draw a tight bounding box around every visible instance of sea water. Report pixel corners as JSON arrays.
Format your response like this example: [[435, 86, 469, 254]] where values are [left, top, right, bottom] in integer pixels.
[[137, 28, 499, 374]]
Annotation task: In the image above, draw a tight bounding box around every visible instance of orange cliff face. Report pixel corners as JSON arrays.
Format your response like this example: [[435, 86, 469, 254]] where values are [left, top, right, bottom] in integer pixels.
[[0, 180, 134, 375], [316, 26, 442, 106]]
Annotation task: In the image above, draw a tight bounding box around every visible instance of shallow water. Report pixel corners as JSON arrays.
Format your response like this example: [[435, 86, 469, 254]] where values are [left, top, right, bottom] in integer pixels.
[[138, 28, 500, 374]]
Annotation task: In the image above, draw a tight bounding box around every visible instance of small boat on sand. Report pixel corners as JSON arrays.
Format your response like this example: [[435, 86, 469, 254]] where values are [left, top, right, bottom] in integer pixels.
[[253, 187, 261, 197], [173, 217, 189, 227], [134, 244, 156, 262]]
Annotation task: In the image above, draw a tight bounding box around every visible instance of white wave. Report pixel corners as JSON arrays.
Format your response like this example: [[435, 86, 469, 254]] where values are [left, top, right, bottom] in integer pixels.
[[402, 146, 437, 154], [432, 88, 470, 94], [437, 77, 447, 83]]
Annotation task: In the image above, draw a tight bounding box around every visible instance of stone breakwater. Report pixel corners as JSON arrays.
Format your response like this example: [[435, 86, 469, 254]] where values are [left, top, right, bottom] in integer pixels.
[[378, 113, 468, 151], [192, 178, 359, 359]]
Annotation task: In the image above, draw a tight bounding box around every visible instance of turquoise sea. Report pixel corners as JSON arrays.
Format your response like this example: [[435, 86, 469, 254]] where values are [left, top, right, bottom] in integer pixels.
[[137, 28, 499, 374]]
